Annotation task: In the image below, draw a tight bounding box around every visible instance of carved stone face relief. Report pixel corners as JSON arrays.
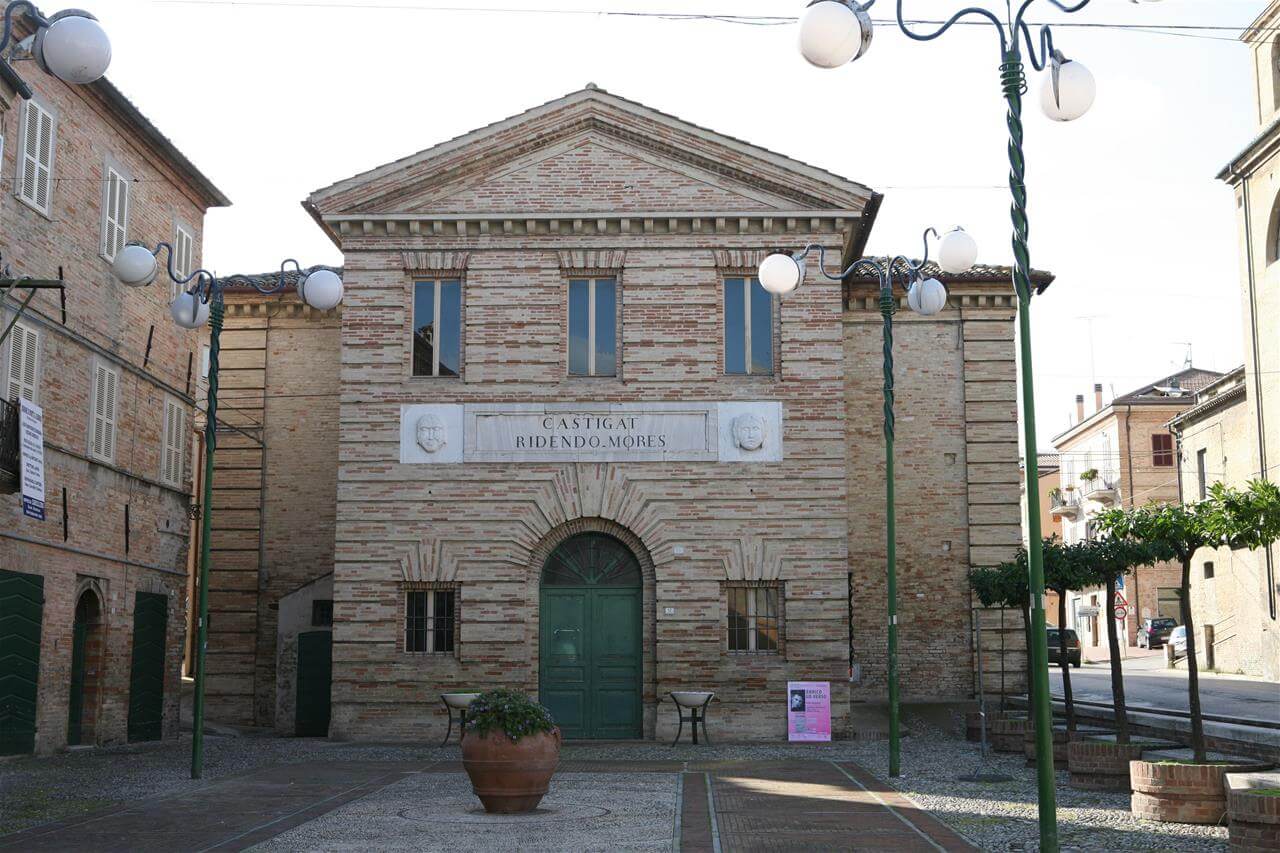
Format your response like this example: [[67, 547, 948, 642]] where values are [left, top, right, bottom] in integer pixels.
[[416, 413, 448, 454], [732, 413, 766, 452]]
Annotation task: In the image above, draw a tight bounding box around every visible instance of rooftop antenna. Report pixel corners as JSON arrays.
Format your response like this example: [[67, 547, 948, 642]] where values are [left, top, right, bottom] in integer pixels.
[[1172, 342, 1192, 370], [1076, 315, 1105, 389]]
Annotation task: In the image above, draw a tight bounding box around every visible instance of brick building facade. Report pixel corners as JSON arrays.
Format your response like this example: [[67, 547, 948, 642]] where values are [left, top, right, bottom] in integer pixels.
[[204, 87, 1040, 739], [0, 30, 227, 755], [1050, 369, 1221, 649]]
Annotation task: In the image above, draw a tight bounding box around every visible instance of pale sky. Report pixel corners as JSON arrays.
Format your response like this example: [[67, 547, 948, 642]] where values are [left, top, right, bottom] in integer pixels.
[[87, 0, 1261, 446]]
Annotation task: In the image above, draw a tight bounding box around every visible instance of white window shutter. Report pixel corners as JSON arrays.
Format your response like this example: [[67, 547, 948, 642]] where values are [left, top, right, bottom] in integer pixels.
[[19, 101, 54, 212], [102, 168, 129, 260], [6, 324, 39, 402], [91, 364, 118, 463], [161, 398, 186, 486]]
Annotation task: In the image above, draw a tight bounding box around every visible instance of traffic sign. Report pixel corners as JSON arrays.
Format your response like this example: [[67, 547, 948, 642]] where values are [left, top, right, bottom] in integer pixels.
[[1114, 591, 1128, 609], [1113, 605, 1127, 621]]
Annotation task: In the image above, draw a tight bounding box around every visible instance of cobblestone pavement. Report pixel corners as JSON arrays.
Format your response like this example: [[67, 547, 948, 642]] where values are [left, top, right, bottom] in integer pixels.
[[0, 716, 1234, 851]]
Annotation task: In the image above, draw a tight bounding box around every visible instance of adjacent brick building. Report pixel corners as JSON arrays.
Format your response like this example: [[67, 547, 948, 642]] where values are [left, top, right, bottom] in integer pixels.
[[0, 28, 227, 755], [1050, 369, 1221, 650], [1194, 0, 1280, 680], [203, 87, 1044, 738]]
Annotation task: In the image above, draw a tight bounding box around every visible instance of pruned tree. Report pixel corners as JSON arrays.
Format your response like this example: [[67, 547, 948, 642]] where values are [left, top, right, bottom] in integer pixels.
[[1077, 537, 1161, 745], [1028, 539, 1092, 733], [1096, 480, 1280, 761], [968, 561, 1029, 706]]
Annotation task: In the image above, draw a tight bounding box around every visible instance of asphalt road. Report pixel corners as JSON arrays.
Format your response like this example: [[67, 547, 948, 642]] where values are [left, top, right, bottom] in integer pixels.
[[1049, 658, 1280, 724]]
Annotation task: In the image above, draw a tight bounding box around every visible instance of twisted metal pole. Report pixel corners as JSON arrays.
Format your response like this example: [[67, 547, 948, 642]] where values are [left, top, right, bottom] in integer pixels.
[[878, 276, 901, 777], [191, 295, 223, 780]]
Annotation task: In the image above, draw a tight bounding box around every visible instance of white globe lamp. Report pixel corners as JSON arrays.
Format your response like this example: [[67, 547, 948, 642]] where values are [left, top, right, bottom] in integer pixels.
[[799, 0, 872, 69], [112, 244, 158, 287], [758, 253, 804, 296], [170, 292, 209, 329], [299, 269, 344, 311], [937, 228, 978, 275], [35, 12, 111, 85], [1040, 59, 1096, 122], [907, 278, 948, 316]]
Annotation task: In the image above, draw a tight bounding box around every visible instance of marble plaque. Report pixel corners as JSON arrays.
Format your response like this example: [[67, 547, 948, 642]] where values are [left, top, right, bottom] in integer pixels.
[[398, 402, 783, 464]]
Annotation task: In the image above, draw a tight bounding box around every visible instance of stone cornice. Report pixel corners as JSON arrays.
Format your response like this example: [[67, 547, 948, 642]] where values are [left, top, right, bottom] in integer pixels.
[[844, 290, 1017, 313], [329, 212, 858, 240], [222, 299, 343, 320]]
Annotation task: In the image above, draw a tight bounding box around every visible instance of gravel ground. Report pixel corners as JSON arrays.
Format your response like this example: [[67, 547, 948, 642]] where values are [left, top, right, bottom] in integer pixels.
[[840, 714, 1230, 853], [0, 721, 1233, 851]]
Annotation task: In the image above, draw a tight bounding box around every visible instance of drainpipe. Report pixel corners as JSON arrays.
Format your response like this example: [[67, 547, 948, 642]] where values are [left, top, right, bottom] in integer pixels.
[[1233, 167, 1277, 620]]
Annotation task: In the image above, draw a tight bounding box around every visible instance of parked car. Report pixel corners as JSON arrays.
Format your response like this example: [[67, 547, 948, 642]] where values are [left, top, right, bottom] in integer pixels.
[[1137, 617, 1178, 649], [1168, 625, 1187, 658], [1047, 627, 1082, 668]]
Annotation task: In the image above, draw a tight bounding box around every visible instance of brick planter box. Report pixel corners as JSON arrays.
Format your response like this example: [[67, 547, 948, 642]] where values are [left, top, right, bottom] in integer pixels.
[[1068, 739, 1149, 792], [963, 709, 1013, 743], [989, 715, 1029, 753], [1131, 759, 1275, 825], [1023, 725, 1111, 767], [1227, 771, 1280, 851]]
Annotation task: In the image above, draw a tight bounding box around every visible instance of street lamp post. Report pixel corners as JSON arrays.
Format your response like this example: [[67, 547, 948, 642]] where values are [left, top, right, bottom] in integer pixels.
[[759, 227, 977, 779], [0, 3, 111, 85], [112, 243, 343, 779], [791, 2, 1143, 847]]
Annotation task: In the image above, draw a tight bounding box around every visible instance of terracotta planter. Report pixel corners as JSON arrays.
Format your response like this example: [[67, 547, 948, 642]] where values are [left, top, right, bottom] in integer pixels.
[[1131, 759, 1275, 825], [461, 728, 561, 813], [1227, 772, 1280, 852], [989, 714, 1029, 754], [1067, 739, 1149, 792]]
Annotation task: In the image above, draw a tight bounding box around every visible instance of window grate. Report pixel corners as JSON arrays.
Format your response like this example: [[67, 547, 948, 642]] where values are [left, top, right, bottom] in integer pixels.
[[405, 589, 456, 653], [727, 584, 780, 653]]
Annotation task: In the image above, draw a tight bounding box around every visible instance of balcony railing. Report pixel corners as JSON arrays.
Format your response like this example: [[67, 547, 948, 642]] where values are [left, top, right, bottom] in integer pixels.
[[1050, 488, 1081, 519], [0, 398, 18, 495], [1080, 475, 1120, 506]]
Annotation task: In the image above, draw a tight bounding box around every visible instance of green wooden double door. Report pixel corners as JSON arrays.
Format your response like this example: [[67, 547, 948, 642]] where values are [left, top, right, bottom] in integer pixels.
[[539, 533, 642, 740]]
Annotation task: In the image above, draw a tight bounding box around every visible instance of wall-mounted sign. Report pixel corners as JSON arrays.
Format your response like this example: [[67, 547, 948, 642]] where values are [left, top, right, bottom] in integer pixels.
[[19, 399, 44, 521], [787, 681, 831, 742], [400, 402, 784, 464]]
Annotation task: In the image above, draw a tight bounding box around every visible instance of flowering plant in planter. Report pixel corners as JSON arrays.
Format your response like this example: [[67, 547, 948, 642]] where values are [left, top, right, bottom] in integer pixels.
[[463, 689, 557, 742], [1080, 468, 1099, 483], [460, 689, 561, 814]]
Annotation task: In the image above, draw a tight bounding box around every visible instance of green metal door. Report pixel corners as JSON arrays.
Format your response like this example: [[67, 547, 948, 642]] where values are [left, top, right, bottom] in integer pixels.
[[295, 630, 332, 737], [127, 592, 167, 742], [539, 533, 642, 739], [67, 619, 86, 745], [0, 568, 44, 756]]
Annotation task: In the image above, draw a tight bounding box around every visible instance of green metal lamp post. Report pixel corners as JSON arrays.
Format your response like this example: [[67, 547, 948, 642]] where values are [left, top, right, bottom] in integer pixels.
[[759, 226, 977, 779], [792, 2, 1133, 848], [111, 243, 343, 778]]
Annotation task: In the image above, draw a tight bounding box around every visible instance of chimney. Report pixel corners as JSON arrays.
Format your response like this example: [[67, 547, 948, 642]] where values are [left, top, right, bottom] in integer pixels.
[[1094, 383, 1104, 412], [1075, 394, 1085, 424]]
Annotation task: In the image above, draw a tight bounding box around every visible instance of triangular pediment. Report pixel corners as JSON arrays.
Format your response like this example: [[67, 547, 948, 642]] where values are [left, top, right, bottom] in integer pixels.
[[307, 87, 875, 222]]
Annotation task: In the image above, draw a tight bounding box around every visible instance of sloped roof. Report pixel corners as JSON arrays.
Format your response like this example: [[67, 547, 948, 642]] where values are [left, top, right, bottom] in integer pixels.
[[1112, 367, 1224, 405], [306, 85, 876, 219], [219, 266, 342, 295]]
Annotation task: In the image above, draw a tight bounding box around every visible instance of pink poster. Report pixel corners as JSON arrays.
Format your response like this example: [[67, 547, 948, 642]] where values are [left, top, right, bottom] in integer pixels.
[[786, 681, 831, 742]]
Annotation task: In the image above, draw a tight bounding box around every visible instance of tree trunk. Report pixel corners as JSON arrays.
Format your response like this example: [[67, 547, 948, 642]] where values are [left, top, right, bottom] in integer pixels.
[[1105, 575, 1129, 744], [1056, 588, 1075, 732], [1180, 557, 1206, 761]]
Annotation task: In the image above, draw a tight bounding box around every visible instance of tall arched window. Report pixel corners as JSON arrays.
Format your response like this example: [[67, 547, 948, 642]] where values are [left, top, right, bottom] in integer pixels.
[[1271, 36, 1280, 112], [1267, 192, 1280, 265]]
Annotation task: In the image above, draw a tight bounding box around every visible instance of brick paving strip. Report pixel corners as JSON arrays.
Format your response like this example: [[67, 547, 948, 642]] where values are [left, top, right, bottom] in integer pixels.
[[680, 759, 977, 853], [0, 761, 427, 853]]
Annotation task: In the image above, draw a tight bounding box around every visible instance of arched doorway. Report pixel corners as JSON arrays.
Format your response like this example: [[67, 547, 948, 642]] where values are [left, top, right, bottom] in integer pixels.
[[539, 532, 642, 739], [67, 589, 104, 746]]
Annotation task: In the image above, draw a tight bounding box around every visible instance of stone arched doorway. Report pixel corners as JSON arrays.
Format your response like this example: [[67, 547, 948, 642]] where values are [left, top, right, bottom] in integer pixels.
[[538, 532, 643, 739], [67, 588, 105, 746]]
